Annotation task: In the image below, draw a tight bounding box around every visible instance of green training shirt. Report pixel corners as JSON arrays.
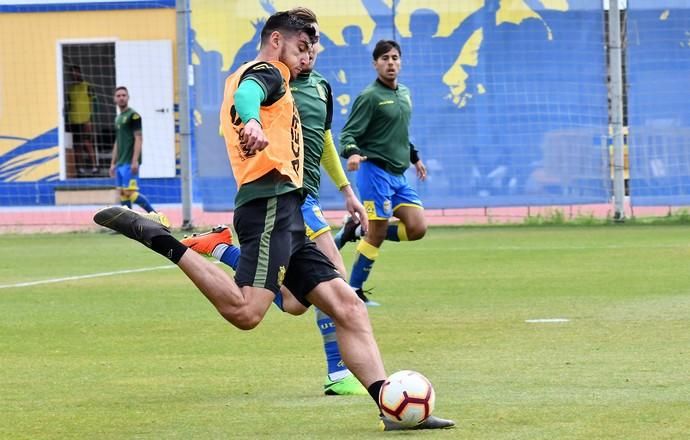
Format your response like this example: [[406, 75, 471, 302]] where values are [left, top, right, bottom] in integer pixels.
[[114, 108, 142, 166], [340, 79, 412, 175], [290, 70, 333, 199]]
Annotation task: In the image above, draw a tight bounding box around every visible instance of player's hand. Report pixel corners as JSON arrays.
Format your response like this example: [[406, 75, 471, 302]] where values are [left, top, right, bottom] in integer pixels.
[[346, 154, 367, 171], [130, 162, 139, 174], [243, 119, 269, 153], [342, 184, 368, 236], [348, 198, 369, 236], [414, 160, 427, 181], [108, 165, 115, 178]]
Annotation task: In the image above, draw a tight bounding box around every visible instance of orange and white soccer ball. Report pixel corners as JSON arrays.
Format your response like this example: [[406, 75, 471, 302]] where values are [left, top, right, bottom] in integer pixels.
[[379, 370, 436, 427]]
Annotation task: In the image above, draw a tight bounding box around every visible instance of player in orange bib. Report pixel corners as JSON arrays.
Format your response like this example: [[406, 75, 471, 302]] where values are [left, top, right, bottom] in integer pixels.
[[93, 11, 453, 431]]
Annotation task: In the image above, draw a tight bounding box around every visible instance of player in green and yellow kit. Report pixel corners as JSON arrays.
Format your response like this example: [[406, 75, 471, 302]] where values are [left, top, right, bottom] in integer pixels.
[[110, 86, 156, 213], [335, 40, 428, 306], [182, 8, 369, 396]]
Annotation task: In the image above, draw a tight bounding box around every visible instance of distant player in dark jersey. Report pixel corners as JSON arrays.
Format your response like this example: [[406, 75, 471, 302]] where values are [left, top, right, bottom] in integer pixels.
[[109, 86, 156, 213], [182, 8, 369, 397], [335, 40, 428, 306], [66, 65, 98, 176], [93, 11, 454, 431]]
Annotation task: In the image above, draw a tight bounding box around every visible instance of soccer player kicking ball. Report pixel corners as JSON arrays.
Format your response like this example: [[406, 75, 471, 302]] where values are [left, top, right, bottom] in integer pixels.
[[93, 11, 453, 431], [181, 8, 369, 397]]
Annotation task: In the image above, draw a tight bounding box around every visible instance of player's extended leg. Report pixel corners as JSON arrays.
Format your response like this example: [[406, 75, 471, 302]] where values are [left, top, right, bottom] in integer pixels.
[[387, 204, 427, 242], [93, 206, 275, 330], [348, 219, 387, 306], [312, 231, 367, 396], [305, 276, 455, 430], [181, 226, 306, 316], [306, 277, 385, 391], [176, 251, 275, 330]]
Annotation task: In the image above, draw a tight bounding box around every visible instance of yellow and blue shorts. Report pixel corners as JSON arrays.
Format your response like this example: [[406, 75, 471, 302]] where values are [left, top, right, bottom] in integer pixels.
[[115, 164, 140, 191], [302, 193, 331, 240], [356, 161, 422, 220]]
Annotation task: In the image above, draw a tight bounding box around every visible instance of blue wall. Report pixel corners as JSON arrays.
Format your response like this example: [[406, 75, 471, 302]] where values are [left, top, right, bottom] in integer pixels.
[[628, 6, 690, 206], [193, 0, 611, 211]]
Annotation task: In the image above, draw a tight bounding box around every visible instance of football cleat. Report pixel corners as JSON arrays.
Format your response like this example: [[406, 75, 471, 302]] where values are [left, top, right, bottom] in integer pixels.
[[93, 206, 170, 248], [181, 225, 233, 256], [379, 415, 456, 431], [355, 288, 380, 307], [324, 374, 368, 396], [335, 215, 361, 249]]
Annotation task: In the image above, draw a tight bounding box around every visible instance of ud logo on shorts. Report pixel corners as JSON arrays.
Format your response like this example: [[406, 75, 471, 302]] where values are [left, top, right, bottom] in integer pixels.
[[383, 200, 392, 215], [364, 201, 375, 214], [277, 265, 286, 286]]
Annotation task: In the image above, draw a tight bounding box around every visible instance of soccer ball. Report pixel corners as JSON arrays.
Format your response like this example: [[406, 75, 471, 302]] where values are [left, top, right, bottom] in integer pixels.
[[379, 370, 436, 427]]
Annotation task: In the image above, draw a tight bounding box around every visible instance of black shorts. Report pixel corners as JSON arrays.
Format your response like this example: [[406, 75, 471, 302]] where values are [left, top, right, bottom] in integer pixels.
[[67, 123, 91, 146], [233, 191, 341, 307]]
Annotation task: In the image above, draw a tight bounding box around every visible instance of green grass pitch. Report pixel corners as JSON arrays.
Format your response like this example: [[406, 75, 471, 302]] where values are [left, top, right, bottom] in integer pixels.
[[1, 225, 689, 439]]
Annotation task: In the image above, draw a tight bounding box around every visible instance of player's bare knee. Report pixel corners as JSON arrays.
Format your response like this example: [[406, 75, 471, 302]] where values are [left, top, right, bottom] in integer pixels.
[[407, 225, 427, 241], [367, 230, 387, 247], [219, 307, 262, 331], [332, 288, 369, 327], [282, 300, 308, 316]]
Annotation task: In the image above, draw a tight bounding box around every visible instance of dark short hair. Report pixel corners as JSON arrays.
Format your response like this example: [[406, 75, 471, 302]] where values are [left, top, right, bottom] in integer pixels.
[[260, 11, 317, 46], [114, 86, 128, 94], [288, 6, 317, 25], [372, 39, 401, 60]]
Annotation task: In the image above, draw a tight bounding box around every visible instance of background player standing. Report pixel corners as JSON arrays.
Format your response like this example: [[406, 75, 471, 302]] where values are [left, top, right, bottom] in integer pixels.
[[110, 86, 156, 213]]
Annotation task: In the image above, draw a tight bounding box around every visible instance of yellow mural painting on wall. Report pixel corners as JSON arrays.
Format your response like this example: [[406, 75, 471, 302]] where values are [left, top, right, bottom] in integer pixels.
[[191, 0, 570, 118]]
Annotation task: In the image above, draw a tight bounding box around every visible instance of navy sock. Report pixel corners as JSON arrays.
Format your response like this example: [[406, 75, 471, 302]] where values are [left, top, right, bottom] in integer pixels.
[[150, 235, 187, 264], [133, 194, 155, 213], [315, 308, 346, 379], [220, 245, 241, 270], [385, 224, 401, 241], [367, 379, 385, 409], [350, 253, 375, 290]]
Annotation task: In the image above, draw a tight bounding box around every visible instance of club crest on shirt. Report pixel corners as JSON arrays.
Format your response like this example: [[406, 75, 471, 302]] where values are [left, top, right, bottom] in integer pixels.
[[316, 83, 327, 101]]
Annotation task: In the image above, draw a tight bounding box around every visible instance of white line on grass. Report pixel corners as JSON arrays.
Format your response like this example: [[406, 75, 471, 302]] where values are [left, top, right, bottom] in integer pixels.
[[0, 264, 179, 289], [525, 318, 570, 323]]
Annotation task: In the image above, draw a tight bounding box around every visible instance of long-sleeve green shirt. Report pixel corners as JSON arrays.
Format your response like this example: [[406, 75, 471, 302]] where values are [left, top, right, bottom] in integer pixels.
[[340, 79, 412, 175]]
